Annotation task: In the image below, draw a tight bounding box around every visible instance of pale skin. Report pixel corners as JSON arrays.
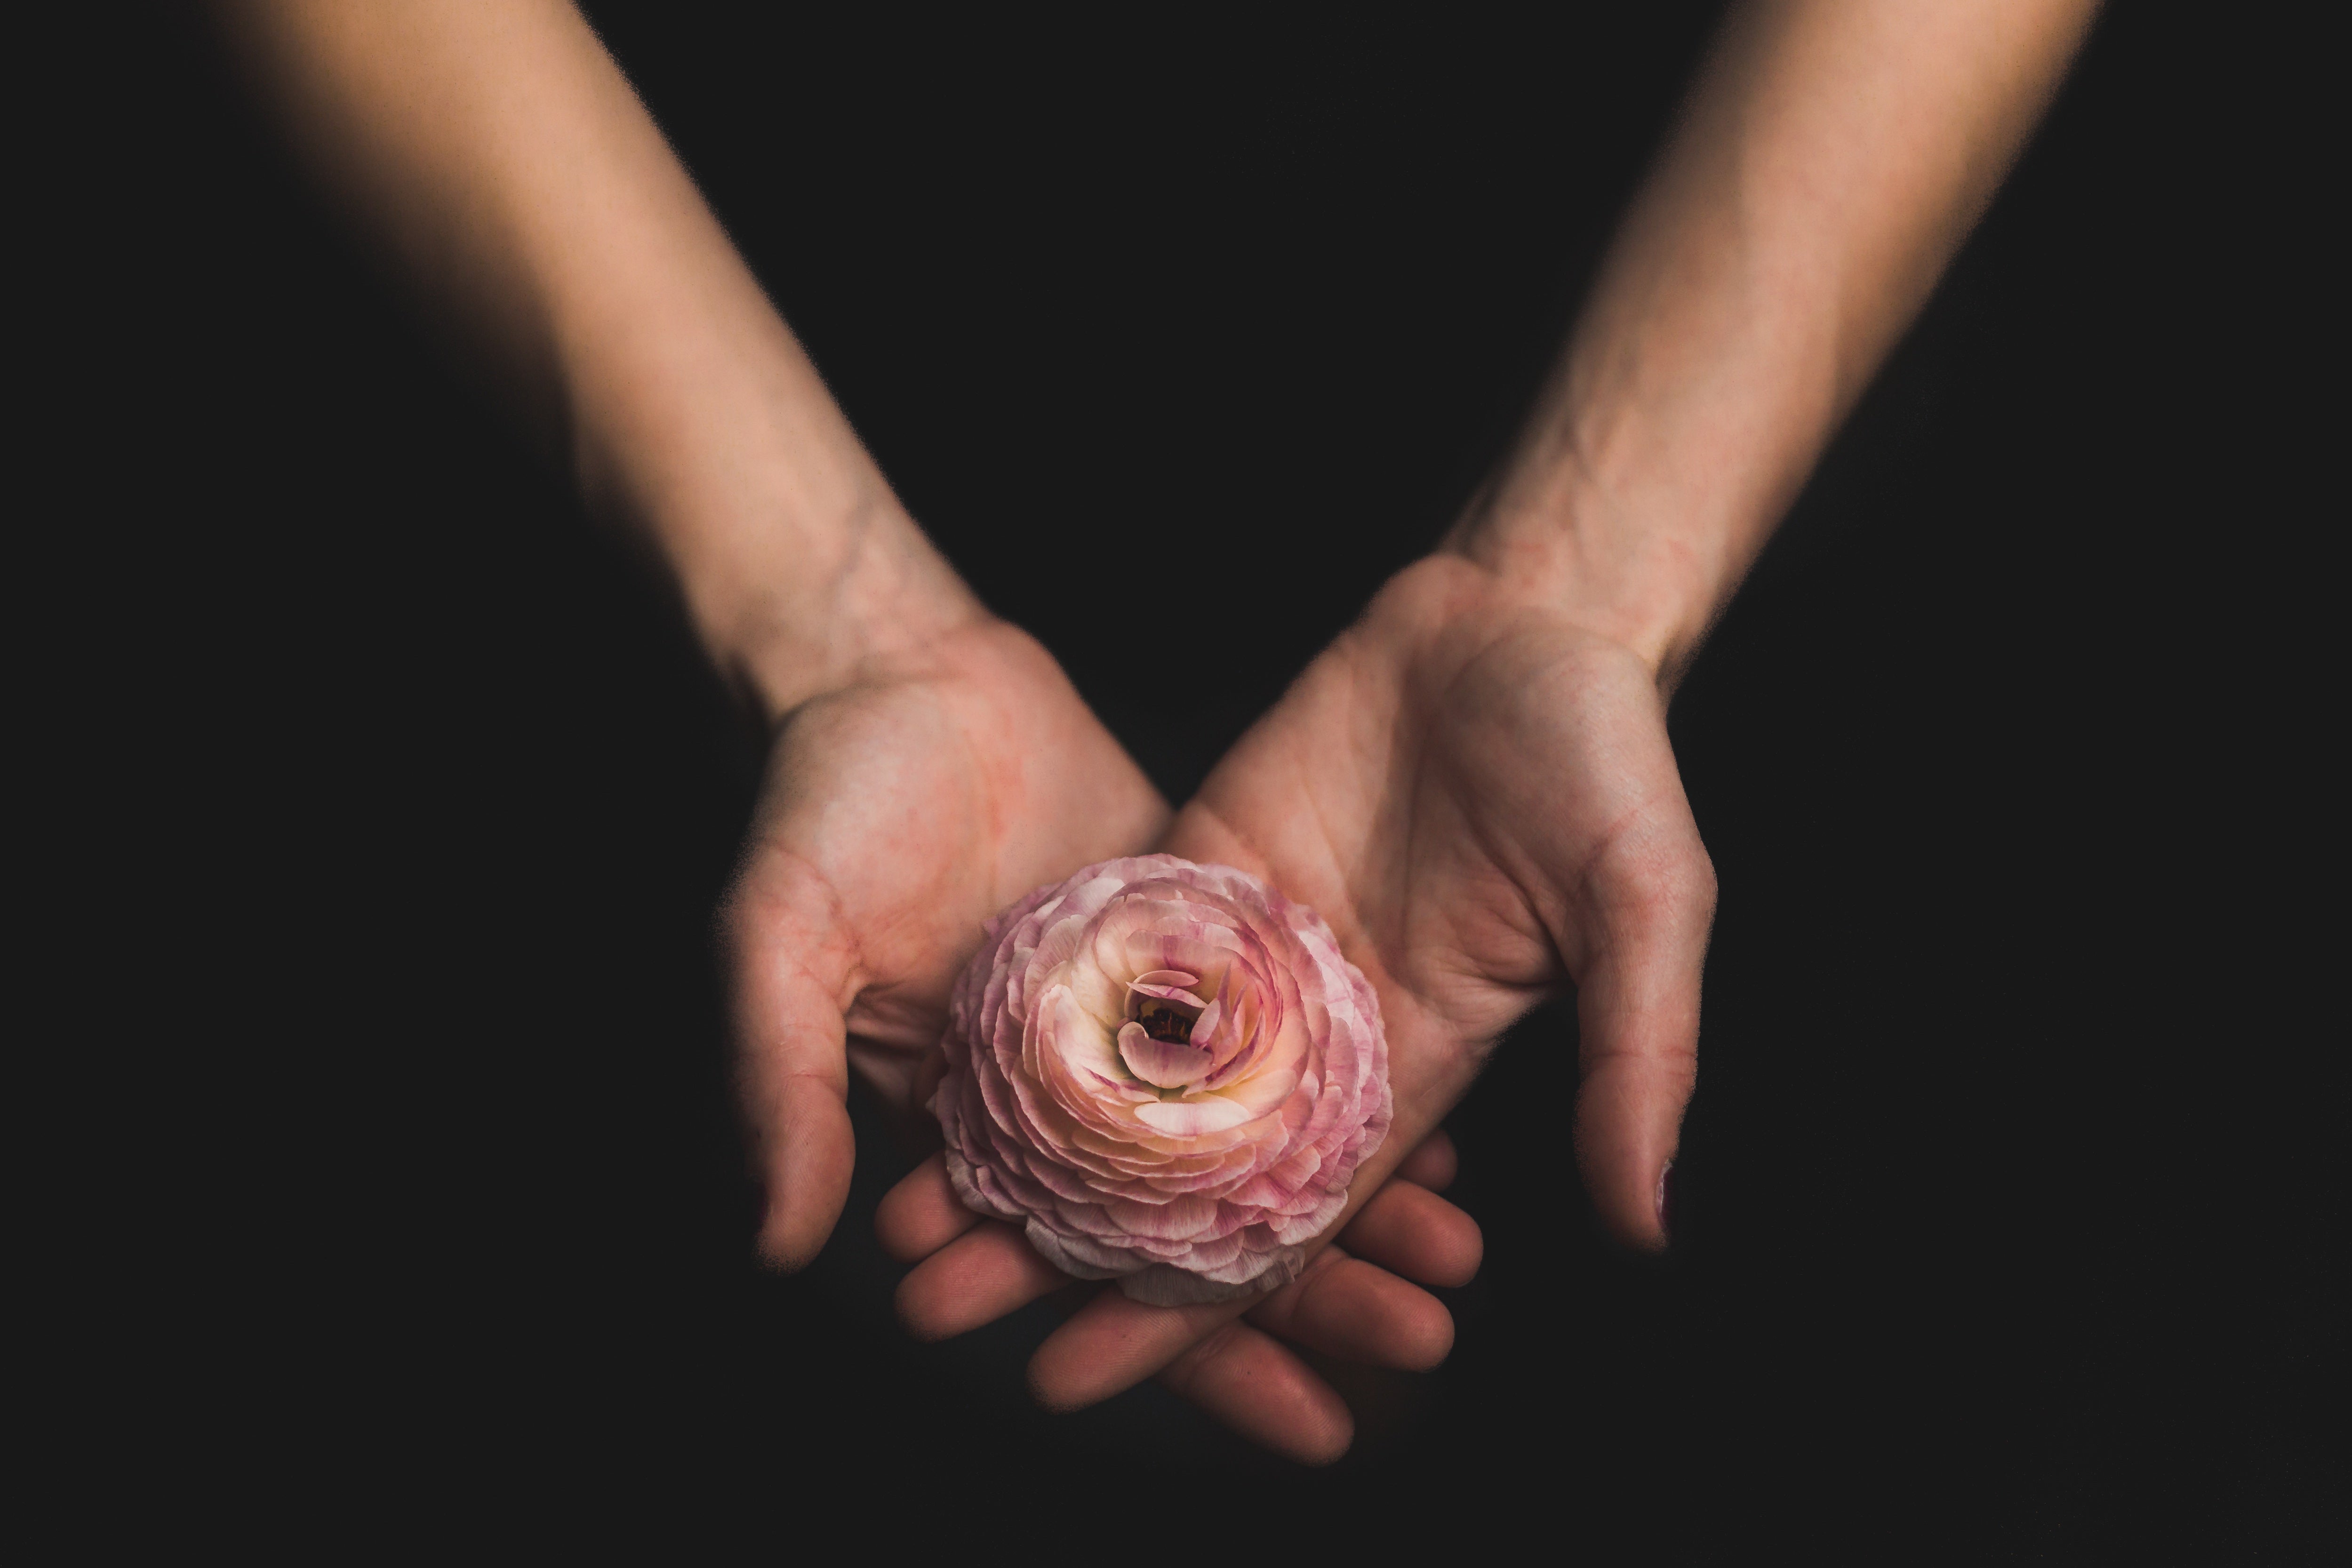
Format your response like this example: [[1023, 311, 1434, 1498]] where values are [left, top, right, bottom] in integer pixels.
[[227, 0, 2096, 1463]]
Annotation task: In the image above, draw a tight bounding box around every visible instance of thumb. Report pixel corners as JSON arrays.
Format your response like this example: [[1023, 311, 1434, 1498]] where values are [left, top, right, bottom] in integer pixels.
[[726, 860, 858, 1271], [1568, 823, 1715, 1250]]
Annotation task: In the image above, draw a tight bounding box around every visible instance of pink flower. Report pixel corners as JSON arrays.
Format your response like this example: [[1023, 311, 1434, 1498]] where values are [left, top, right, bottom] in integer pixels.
[[932, 855, 1392, 1305]]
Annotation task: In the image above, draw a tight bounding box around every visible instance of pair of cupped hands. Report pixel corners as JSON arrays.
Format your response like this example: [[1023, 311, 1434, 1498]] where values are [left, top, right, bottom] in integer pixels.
[[728, 527, 1716, 1463]]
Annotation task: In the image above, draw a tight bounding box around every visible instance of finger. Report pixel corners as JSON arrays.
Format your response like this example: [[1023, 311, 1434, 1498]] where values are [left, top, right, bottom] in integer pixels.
[[1154, 1321, 1352, 1465], [1394, 1128, 1459, 1191], [895, 1221, 1069, 1341], [728, 863, 859, 1272], [875, 1152, 981, 1264], [1569, 830, 1715, 1250], [1023, 1104, 1450, 1408], [1337, 1179, 1482, 1288], [1246, 1247, 1454, 1370], [1028, 1288, 1253, 1413]]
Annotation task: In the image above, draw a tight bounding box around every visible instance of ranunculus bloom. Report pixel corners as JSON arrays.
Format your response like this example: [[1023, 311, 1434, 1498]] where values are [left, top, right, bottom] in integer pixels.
[[933, 855, 1392, 1305]]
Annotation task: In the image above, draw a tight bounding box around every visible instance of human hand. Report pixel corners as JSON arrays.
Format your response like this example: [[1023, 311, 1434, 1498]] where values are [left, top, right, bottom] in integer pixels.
[[735, 611, 1490, 1459], [881, 552, 1714, 1444], [878, 1122, 1481, 1463], [1163, 552, 1717, 1254], [726, 616, 1171, 1267]]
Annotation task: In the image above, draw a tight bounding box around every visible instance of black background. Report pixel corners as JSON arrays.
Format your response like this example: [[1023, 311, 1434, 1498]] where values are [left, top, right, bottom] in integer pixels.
[[30, 3, 2341, 1555]]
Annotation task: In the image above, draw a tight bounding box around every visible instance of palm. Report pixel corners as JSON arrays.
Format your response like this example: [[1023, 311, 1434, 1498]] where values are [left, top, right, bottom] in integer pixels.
[[1170, 556, 1714, 1243], [727, 619, 1168, 1264]]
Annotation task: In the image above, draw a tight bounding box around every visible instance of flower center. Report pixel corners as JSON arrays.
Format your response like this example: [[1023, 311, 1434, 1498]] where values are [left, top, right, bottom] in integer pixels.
[[1135, 1000, 1195, 1046], [1123, 969, 1209, 1056]]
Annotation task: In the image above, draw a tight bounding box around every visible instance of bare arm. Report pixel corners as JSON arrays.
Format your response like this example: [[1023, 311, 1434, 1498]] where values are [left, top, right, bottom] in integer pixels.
[[1461, 0, 2100, 688], [219, 0, 976, 718]]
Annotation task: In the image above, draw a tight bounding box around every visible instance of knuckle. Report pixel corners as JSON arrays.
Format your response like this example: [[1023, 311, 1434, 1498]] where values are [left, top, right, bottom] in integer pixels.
[[1157, 1320, 1242, 1395], [1684, 844, 1720, 911], [1611, 840, 1717, 933]]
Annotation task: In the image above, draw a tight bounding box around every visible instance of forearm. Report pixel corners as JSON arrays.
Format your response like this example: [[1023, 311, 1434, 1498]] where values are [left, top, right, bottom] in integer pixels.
[[1451, 0, 2096, 683], [220, 0, 977, 717]]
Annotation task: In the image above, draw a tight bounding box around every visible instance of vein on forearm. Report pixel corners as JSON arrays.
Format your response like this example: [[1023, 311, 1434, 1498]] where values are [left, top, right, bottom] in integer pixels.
[[1460, 0, 2100, 675]]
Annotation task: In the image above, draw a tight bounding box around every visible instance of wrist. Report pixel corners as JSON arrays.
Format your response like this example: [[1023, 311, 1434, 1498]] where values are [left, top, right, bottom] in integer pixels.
[[716, 496, 987, 724], [1440, 316, 1832, 691], [561, 342, 986, 723], [1441, 476, 1725, 688]]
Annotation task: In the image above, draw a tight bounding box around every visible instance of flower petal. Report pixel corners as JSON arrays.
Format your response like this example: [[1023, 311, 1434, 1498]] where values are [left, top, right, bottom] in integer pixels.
[[1117, 1021, 1216, 1088], [1132, 1095, 1257, 1137], [933, 853, 1389, 1302]]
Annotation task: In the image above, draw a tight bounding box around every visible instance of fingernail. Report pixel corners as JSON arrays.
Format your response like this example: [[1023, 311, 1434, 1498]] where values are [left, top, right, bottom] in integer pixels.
[[1656, 1160, 1676, 1245]]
